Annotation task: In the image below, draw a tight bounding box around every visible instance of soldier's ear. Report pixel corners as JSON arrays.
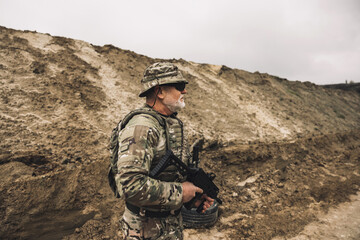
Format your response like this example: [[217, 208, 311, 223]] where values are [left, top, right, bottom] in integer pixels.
[[156, 86, 166, 99]]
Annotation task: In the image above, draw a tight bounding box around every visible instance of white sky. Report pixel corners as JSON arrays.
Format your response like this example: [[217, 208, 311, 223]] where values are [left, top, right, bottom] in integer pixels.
[[1, 0, 359, 85]]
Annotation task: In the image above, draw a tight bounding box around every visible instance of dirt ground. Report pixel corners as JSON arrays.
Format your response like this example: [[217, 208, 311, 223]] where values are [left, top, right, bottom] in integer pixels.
[[1, 26, 360, 239], [192, 130, 360, 239]]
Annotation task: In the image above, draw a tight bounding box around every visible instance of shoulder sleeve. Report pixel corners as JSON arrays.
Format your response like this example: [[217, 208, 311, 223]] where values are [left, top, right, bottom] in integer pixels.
[[114, 114, 183, 210]]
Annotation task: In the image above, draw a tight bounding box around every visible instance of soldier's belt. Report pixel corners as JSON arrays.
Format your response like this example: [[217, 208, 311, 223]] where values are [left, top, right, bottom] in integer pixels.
[[126, 202, 181, 218]]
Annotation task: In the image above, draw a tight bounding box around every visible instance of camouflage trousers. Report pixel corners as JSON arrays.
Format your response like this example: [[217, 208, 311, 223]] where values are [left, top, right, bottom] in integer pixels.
[[120, 207, 184, 240]]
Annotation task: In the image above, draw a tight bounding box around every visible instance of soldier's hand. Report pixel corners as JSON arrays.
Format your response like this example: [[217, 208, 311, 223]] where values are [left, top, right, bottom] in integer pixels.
[[182, 181, 203, 203], [195, 194, 215, 213]]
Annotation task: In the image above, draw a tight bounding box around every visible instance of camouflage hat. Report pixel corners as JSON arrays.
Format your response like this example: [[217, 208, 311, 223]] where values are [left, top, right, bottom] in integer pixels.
[[139, 62, 188, 97]]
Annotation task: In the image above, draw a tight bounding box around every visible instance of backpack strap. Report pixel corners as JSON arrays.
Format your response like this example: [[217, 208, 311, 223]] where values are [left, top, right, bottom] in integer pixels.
[[120, 107, 171, 151]]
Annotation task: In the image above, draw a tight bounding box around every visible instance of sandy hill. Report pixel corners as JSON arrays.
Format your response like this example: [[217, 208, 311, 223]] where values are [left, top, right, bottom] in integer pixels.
[[0, 26, 359, 239]]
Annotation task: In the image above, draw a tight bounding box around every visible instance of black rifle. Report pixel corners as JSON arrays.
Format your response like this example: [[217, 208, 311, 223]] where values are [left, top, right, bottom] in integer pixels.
[[149, 148, 222, 213]]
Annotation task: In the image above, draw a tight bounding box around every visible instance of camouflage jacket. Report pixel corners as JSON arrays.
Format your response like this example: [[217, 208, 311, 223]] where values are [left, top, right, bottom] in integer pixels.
[[114, 106, 190, 212]]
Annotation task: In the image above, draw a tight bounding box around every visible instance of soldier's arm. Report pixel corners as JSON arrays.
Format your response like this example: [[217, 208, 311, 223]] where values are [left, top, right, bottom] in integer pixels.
[[114, 117, 183, 210]]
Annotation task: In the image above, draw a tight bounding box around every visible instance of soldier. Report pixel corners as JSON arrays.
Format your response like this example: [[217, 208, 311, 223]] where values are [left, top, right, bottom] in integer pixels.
[[114, 62, 214, 239]]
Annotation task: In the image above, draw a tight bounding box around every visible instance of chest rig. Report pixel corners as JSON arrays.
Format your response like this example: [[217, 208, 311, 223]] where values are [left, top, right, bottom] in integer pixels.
[[164, 114, 184, 159], [151, 113, 186, 182]]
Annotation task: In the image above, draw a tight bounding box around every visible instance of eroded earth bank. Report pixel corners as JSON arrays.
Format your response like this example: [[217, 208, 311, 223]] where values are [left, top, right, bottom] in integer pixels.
[[1, 26, 360, 239]]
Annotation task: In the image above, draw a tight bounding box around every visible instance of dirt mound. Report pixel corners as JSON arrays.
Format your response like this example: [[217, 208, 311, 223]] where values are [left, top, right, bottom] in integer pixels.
[[200, 130, 360, 239], [0, 26, 359, 239]]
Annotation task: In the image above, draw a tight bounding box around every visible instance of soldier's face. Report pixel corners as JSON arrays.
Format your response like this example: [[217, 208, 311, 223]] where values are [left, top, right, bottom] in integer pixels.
[[162, 85, 187, 113]]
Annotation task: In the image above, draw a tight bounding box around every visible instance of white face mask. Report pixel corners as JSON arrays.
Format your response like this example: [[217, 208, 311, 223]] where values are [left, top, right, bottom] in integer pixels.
[[163, 94, 185, 113]]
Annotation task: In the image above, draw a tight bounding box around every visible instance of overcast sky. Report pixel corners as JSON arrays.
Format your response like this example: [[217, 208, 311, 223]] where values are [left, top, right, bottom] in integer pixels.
[[1, 0, 359, 85]]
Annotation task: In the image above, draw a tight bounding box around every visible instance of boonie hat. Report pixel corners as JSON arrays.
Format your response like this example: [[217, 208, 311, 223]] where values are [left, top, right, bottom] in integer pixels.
[[139, 62, 188, 97]]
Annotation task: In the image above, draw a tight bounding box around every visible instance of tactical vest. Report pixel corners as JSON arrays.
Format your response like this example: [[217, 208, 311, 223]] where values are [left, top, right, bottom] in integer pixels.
[[108, 106, 187, 198]]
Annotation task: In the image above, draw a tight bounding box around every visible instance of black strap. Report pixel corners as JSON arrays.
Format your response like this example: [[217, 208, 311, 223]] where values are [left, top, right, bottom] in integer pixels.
[[126, 202, 181, 218]]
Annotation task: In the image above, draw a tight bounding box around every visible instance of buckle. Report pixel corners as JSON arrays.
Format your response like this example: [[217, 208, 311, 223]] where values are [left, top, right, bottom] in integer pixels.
[[126, 202, 181, 218]]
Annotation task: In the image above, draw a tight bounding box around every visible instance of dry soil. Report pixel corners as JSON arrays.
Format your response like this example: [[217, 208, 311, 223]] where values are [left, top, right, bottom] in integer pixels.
[[1, 26, 359, 240]]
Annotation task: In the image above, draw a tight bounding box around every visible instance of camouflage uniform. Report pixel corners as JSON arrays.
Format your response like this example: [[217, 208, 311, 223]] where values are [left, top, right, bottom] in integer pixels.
[[115, 63, 190, 239]]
